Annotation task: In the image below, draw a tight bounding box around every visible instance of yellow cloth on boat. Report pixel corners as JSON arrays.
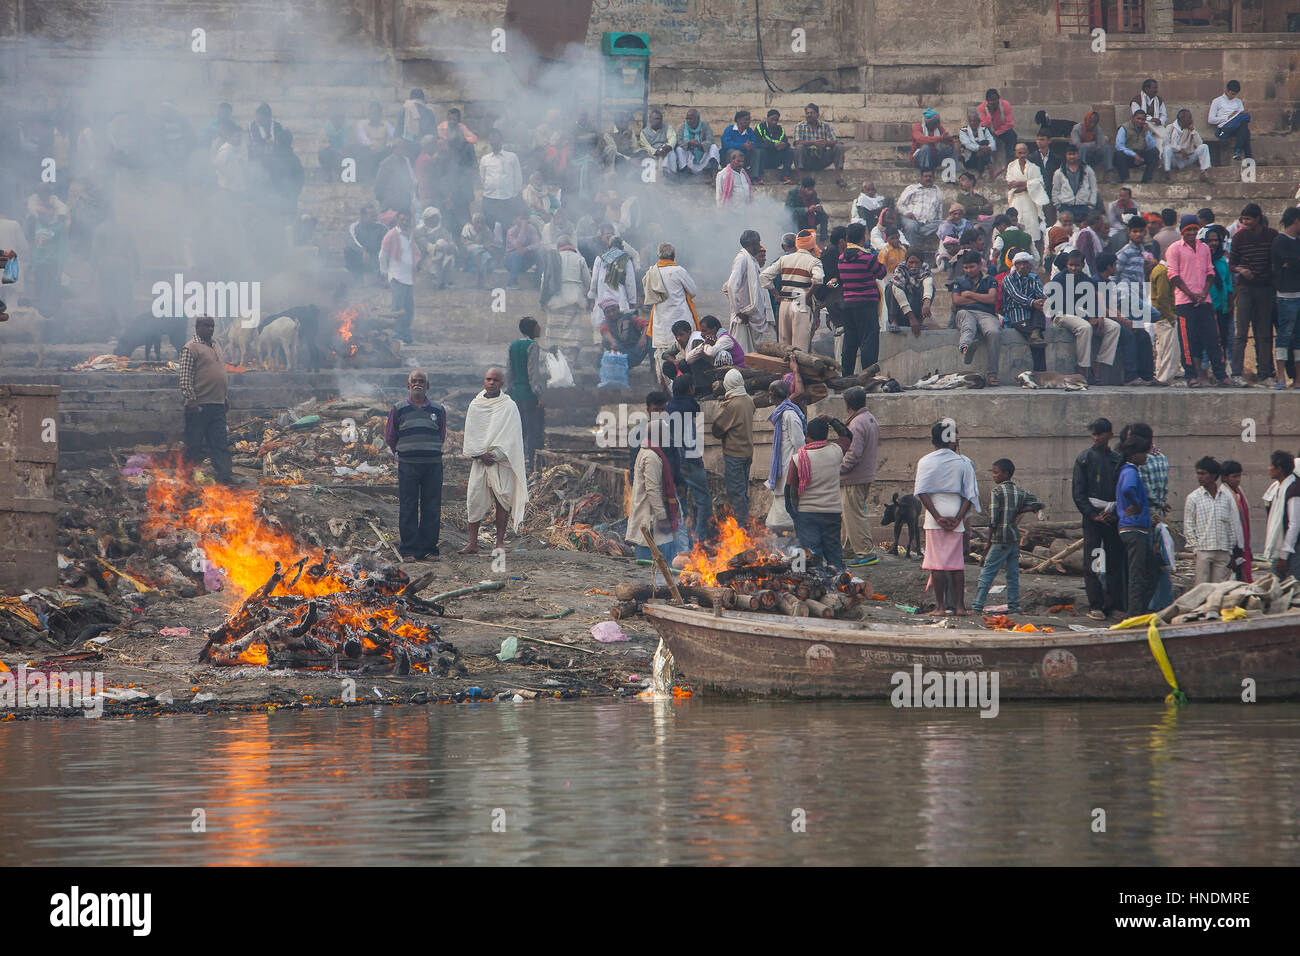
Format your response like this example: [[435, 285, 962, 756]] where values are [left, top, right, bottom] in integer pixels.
[[1112, 612, 1186, 705]]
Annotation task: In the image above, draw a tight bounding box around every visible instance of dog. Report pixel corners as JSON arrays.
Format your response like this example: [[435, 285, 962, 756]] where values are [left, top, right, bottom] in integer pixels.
[[114, 312, 187, 361], [1017, 370, 1088, 391], [881, 492, 924, 558], [914, 370, 986, 390], [257, 314, 299, 371]]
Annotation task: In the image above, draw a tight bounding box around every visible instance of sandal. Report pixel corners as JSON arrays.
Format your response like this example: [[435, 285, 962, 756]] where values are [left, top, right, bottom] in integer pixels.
[[1086, 609, 1105, 621]]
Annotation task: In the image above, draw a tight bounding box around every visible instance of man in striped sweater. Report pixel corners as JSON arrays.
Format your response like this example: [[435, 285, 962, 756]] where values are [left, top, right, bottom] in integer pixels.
[[385, 369, 447, 561], [760, 229, 825, 351], [837, 221, 886, 376]]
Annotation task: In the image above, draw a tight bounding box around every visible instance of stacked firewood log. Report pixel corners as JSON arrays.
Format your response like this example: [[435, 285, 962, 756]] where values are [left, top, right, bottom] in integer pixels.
[[613, 549, 871, 620]]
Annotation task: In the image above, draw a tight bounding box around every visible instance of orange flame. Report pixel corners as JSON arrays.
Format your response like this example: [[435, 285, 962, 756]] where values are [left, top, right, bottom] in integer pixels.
[[146, 459, 347, 602], [237, 644, 269, 666], [679, 516, 768, 586]]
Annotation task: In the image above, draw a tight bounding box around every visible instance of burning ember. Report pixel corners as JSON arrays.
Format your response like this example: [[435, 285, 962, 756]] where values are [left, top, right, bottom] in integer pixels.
[[335, 305, 360, 358], [678, 516, 769, 586], [146, 461, 454, 673]]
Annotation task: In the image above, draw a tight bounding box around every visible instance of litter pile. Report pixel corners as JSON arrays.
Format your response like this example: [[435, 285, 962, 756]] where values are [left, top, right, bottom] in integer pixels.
[[228, 397, 465, 485], [525, 460, 631, 556]]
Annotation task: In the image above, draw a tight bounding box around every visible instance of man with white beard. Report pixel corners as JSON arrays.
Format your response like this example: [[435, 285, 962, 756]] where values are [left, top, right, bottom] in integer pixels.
[[723, 230, 773, 353], [458, 367, 529, 555]]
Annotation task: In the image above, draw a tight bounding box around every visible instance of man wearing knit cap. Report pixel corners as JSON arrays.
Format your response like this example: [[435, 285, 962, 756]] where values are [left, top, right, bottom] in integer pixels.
[[911, 109, 955, 172], [711, 368, 756, 524], [761, 229, 825, 351], [1166, 214, 1228, 386]]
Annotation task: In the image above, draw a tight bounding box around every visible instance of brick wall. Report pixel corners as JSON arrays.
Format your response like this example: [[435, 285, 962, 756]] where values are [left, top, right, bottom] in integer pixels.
[[0, 385, 59, 594]]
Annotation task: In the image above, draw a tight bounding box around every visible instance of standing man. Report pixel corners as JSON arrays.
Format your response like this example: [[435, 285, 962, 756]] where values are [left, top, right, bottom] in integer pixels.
[[760, 228, 824, 351], [1207, 79, 1252, 161], [627, 392, 681, 563], [914, 420, 981, 616], [723, 230, 773, 353], [1273, 206, 1300, 388], [384, 369, 446, 560], [1072, 418, 1125, 621], [667, 375, 713, 544], [479, 128, 523, 239], [505, 317, 546, 470], [644, 242, 699, 384], [711, 368, 755, 525], [1167, 214, 1229, 387], [459, 367, 528, 555], [837, 222, 886, 375], [1115, 429, 1155, 617], [1183, 456, 1237, 584], [379, 209, 421, 344], [838, 386, 879, 567], [792, 103, 847, 187], [784, 416, 847, 570], [1220, 460, 1253, 582], [1230, 203, 1279, 385], [178, 316, 234, 486]]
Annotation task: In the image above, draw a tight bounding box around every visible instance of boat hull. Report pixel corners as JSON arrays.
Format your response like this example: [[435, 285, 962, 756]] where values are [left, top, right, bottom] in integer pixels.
[[643, 603, 1300, 700]]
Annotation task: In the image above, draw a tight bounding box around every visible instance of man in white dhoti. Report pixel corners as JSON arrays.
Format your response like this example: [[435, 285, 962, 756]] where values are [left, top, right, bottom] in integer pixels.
[[1005, 142, 1049, 245], [723, 230, 773, 354], [643, 242, 699, 384], [588, 237, 637, 342], [459, 367, 529, 554]]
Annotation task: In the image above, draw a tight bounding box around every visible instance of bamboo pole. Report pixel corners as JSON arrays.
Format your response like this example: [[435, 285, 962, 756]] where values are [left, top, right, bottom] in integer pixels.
[[1027, 537, 1083, 574], [642, 529, 685, 605]]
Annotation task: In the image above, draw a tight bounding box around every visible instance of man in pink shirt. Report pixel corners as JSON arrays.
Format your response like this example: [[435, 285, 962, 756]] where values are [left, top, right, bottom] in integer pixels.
[[1166, 213, 1228, 386], [977, 88, 1017, 164]]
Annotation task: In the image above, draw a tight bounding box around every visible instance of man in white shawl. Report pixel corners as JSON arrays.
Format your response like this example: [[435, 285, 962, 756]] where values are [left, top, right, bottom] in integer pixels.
[[644, 242, 699, 376], [588, 236, 637, 342], [723, 230, 773, 354], [1005, 141, 1049, 244], [459, 367, 529, 554], [914, 420, 981, 616], [1262, 450, 1300, 579]]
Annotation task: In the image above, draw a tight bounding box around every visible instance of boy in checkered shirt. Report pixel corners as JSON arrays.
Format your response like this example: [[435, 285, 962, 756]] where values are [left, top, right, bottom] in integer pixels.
[[973, 458, 1044, 616]]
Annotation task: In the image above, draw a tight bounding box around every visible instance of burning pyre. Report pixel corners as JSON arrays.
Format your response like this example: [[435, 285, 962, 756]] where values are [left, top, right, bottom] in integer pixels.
[[147, 464, 454, 673], [614, 517, 872, 619]]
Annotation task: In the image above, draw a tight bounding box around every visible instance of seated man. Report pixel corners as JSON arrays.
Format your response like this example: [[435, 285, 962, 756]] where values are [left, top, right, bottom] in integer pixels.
[[598, 299, 652, 370], [1115, 110, 1159, 184], [755, 109, 794, 184], [1208, 79, 1251, 161], [952, 250, 1002, 385], [414, 206, 457, 289], [912, 108, 956, 172], [1095, 251, 1156, 386], [720, 110, 760, 178], [601, 112, 637, 168], [504, 213, 541, 289], [1107, 186, 1141, 238], [792, 103, 846, 187], [1044, 249, 1121, 384], [1069, 111, 1114, 181], [958, 109, 996, 178], [895, 169, 943, 246], [1050, 145, 1099, 224], [1000, 251, 1049, 371], [1164, 109, 1212, 183], [885, 250, 933, 335], [955, 171, 993, 219], [673, 108, 721, 176], [637, 108, 678, 173], [786, 177, 828, 241], [684, 313, 745, 369]]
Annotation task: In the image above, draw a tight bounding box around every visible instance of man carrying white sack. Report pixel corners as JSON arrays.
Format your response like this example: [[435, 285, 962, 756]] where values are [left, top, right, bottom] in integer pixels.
[[459, 367, 529, 555]]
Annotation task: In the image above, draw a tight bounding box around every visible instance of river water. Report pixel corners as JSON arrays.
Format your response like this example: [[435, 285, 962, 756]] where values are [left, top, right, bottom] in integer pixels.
[[2, 700, 1297, 865]]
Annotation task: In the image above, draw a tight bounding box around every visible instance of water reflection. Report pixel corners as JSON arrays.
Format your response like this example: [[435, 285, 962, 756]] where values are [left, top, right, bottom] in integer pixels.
[[0, 700, 1297, 865]]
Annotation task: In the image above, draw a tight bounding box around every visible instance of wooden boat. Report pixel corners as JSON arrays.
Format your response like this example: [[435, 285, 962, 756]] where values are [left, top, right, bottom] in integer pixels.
[[643, 602, 1300, 700]]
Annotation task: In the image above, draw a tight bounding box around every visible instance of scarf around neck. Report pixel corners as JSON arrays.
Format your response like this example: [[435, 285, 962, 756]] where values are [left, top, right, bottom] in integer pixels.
[[794, 440, 830, 494], [765, 399, 806, 491]]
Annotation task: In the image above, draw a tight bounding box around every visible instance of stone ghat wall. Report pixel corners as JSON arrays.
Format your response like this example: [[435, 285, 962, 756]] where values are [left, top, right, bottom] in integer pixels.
[[0, 385, 59, 593], [703, 388, 1300, 535]]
